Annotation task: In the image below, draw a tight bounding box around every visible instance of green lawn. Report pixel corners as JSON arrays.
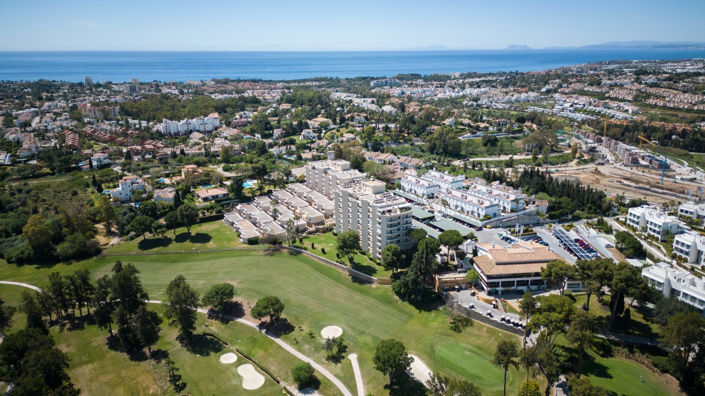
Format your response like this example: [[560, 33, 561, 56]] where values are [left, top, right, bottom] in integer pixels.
[[0, 248, 526, 395], [573, 293, 661, 339], [107, 220, 244, 255], [292, 231, 394, 279], [0, 286, 334, 396], [584, 355, 678, 396]]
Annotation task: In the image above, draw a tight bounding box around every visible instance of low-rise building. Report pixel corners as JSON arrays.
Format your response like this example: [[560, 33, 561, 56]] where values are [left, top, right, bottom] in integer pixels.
[[642, 262, 705, 314], [627, 205, 686, 241], [109, 176, 144, 202], [678, 201, 705, 220], [195, 187, 228, 202], [153, 187, 176, 205], [473, 242, 561, 294], [673, 231, 705, 265]]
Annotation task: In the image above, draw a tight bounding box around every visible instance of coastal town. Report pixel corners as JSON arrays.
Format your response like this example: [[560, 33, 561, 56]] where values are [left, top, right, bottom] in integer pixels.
[[0, 57, 705, 396]]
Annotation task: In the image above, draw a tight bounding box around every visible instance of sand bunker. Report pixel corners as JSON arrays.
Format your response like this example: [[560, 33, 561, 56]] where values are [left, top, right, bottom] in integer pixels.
[[237, 364, 265, 390], [320, 325, 343, 339], [408, 354, 433, 387], [219, 352, 238, 364]]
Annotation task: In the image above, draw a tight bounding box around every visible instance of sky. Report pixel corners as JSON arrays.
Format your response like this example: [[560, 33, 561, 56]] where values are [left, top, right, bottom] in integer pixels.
[[0, 0, 704, 51]]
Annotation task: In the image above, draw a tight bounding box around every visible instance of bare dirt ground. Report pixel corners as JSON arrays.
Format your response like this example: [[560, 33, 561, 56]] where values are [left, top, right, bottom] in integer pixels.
[[552, 164, 702, 203]]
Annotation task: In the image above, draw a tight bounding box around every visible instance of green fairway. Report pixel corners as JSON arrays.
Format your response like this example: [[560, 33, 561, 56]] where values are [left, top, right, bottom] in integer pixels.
[[584, 356, 678, 396], [107, 220, 245, 255], [0, 230, 678, 396], [292, 231, 393, 278], [0, 285, 335, 396]]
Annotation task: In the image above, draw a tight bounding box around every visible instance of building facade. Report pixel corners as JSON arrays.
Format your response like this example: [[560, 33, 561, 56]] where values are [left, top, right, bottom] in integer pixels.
[[642, 262, 705, 314]]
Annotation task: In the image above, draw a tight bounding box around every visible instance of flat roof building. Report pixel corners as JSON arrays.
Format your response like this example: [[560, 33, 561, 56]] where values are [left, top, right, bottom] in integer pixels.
[[642, 262, 705, 314]]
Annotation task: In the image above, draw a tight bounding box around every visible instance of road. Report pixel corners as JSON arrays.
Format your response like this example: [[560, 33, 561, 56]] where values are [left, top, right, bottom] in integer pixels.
[[348, 353, 365, 396], [0, 281, 354, 396]]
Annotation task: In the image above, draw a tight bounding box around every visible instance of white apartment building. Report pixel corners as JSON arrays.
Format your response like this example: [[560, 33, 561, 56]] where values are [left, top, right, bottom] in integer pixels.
[[678, 201, 705, 220], [109, 176, 144, 202], [626, 205, 685, 241], [437, 188, 500, 219], [162, 115, 220, 135], [673, 231, 705, 265], [400, 169, 440, 198], [334, 180, 413, 259], [304, 152, 366, 199], [466, 178, 526, 213], [423, 169, 465, 191], [642, 262, 705, 314]]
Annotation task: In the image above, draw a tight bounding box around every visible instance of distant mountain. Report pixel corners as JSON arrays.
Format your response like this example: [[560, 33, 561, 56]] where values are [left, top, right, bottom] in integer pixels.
[[506, 44, 532, 50], [579, 41, 705, 50]]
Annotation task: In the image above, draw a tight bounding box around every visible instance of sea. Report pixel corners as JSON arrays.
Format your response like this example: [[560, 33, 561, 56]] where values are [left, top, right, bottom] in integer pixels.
[[1, 49, 704, 82]]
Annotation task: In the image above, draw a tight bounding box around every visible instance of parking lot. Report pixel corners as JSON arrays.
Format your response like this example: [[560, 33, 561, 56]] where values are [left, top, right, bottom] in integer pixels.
[[552, 228, 599, 260], [453, 290, 525, 328]]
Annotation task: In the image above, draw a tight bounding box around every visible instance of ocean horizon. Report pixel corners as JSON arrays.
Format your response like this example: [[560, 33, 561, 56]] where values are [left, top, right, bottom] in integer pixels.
[[1, 49, 704, 82]]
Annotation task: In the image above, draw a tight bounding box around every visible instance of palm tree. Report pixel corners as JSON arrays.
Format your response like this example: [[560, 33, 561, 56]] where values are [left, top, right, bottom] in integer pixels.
[[493, 339, 519, 396]]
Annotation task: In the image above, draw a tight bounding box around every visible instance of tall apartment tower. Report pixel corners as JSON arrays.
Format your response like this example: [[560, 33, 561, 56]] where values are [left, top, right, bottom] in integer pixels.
[[334, 180, 413, 259], [304, 151, 366, 199]]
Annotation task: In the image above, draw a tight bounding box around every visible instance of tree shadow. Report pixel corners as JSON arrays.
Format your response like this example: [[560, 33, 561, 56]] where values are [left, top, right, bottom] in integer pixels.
[[387, 373, 429, 396], [222, 301, 245, 318], [261, 318, 295, 337], [189, 233, 212, 244], [105, 335, 149, 362], [410, 294, 444, 312], [350, 260, 377, 276], [350, 275, 375, 285], [264, 246, 284, 255], [149, 348, 170, 363], [174, 232, 191, 243], [287, 248, 302, 256], [297, 384, 321, 394], [187, 333, 224, 356], [138, 236, 173, 250], [582, 359, 612, 379]]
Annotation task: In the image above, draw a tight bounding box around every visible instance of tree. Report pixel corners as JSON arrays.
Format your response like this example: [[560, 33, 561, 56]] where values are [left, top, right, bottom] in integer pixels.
[[438, 229, 464, 264], [164, 210, 181, 236], [291, 362, 318, 390], [164, 274, 199, 343], [129, 215, 154, 240], [528, 294, 575, 347], [67, 269, 94, 317], [251, 296, 284, 323], [229, 176, 245, 200], [465, 269, 480, 285], [566, 310, 597, 375], [350, 154, 365, 172], [409, 228, 427, 244], [22, 214, 53, 256], [427, 373, 481, 396], [566, 375, 610, 396], [0, 298, 16, 333], [518, 379, 542, 396], [615, 231, 645, 258], [176, 203, 198, 234], [653, 296, 694, 326], [381, 244, 403, 273], [519, 291, 538, 322], [336, 230, 360, 264], [493, 338, 519, 396], [574, 258, 613, 311], [323, 336, 348, 363], [373, 339, 413, 384], [540, 260, 573, 295], [92, 275, 115, 336], [134, 306, 160, 354], [97, 195, 116, 235], [607, 262, 645, 331], [47, 272, 69, 318], [663, 311, 705, 381], [201, 283, 235, 312]]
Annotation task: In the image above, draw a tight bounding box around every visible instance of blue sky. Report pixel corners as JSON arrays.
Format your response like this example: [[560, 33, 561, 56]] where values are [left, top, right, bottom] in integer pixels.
[[1, 0, 704, 51]]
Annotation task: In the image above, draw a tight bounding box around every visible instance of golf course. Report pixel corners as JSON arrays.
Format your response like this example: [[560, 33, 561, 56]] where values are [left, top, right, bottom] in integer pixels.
[[0, 221, 680, 395]]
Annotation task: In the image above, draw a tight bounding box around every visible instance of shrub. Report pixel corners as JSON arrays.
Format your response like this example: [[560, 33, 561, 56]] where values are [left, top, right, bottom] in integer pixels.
[[291, 362, 318, 389]]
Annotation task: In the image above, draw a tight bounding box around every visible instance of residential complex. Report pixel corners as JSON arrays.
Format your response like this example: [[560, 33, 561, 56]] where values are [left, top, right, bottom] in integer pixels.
[[304, 152, 365, 199], [673, 231, 705, 266], [108, 176, 144, 202], [161, 114, 221, 135], [678, 201, 705, 220], [642, 262, 705, 314], [334, 179, 413, 259], [626, 205, 686, 241]]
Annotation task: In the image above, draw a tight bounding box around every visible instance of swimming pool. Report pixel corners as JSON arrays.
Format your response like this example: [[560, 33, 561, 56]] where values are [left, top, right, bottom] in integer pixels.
[[242, 180, 257, 188]]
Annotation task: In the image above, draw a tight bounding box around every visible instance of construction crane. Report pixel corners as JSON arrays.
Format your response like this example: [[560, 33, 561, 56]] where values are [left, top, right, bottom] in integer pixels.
[[637, 135, 667, 185]]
